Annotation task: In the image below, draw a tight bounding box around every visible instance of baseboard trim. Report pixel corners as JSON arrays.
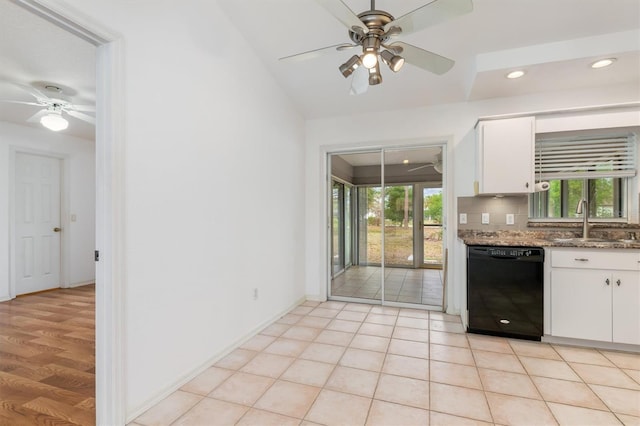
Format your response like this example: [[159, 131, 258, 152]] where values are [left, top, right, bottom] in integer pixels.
[[67, 281, 95, 288], [304, 294, 325, 302], [0, 296, 12, 303], [126, 295, 307, 423], [543, 335, 640, 353]]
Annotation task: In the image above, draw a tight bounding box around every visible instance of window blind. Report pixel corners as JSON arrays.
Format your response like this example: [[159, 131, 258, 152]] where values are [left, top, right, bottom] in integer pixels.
[[535, 135, 637, 180]]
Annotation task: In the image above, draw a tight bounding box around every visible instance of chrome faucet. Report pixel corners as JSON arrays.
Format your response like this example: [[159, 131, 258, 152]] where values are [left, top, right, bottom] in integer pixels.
[[576, 198, 589, 239]]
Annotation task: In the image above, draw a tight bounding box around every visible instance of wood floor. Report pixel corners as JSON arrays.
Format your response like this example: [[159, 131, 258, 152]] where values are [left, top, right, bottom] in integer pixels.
[[0, 285, 95, 425]]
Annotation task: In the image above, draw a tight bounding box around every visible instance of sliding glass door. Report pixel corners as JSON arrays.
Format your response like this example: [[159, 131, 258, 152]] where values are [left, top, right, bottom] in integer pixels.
[[329, 146, 445, 307]]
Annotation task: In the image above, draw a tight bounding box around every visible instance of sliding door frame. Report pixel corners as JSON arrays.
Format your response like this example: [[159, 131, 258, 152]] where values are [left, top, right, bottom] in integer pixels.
[[325, 142, 448, 309]]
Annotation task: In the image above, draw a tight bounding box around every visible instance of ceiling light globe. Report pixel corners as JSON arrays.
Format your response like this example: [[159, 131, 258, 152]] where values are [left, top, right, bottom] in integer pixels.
[[41, 113, 69, 131], [362, 52, 378, 69]]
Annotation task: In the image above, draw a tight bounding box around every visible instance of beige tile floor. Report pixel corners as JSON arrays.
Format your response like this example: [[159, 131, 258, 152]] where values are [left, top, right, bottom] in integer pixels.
[[332, 266, 443, 306], [132, 301, 640, 426]]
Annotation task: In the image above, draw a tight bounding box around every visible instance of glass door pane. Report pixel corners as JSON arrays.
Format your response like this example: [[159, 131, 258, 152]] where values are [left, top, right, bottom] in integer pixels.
[[345, 186, 352, 267], [423, 186, 443, 267], [331, 180, 344, 276], [330, 152, 382, 302], [383, 184, 414, 267], [384, 147, 444, 306]]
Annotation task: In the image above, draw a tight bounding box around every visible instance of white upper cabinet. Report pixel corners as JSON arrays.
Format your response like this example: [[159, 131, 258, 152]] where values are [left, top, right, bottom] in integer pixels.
[[476, 116, 535, 195]]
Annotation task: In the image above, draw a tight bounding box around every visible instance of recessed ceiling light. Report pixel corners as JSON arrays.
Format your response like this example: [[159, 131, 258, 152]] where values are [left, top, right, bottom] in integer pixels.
[[506, 70, 525, 79], [591, 58, 616, 69], [403, 159, 409, 164]]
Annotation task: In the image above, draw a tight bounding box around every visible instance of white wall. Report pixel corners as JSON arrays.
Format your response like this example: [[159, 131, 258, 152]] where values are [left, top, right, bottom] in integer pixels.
[[304, 83, 640, 317], [61, 0, 306, 418], [0, 121, 95, 300]]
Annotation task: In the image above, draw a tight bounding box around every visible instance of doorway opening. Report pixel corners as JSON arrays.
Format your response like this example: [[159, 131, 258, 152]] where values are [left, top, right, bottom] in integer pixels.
[[7, 2, 123, 424], [329, 145, 446, 308]]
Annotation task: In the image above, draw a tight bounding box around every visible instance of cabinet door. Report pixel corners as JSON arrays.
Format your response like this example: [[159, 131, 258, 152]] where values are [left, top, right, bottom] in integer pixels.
[[551, 269, 612, 341], [612, 271, 640, 345], [477, 116, 535, 194]]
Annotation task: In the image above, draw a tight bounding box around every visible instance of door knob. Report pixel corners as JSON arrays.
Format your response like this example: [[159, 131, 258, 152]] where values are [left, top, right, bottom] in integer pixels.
[[53, 227, 61, 232]]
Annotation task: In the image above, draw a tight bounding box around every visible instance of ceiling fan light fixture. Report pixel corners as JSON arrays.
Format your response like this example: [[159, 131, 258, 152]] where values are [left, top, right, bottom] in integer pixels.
[[339, 55, 362, 77], [368, 63, 383, 85], [40, 110, 68, 131], [362, 51, 378, 69], [361, 36, 380, 69], [380, 49, 404, 72]]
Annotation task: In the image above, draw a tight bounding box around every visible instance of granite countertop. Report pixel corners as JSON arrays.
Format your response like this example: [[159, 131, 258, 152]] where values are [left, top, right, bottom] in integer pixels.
[[458, 230, 640, 249]]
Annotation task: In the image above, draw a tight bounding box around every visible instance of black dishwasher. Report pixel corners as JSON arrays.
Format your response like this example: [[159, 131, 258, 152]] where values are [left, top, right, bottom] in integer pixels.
[[467, 245, 544, 341]]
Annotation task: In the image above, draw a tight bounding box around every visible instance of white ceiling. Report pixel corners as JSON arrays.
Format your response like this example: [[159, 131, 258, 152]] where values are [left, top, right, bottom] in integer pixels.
[[0, 1, 96, 140], [0, 0, 638, 142], [217, 0, 640, 117]]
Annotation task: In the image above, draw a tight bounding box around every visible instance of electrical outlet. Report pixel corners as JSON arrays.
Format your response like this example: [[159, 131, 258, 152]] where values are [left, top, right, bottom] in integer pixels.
[[506, 213, 515, 225], [481, 213, 490, 224], [253, 288, 258, 300], [459, 213, 467, 224]]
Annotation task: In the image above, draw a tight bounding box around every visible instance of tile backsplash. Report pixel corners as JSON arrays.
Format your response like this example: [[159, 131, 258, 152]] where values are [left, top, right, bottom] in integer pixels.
[[457, 196, 529, 231]]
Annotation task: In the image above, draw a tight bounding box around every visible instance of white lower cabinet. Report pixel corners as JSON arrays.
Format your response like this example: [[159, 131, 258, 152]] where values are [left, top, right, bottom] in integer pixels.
[[550, 248, 640, 345], [612, 270, 640, 344]]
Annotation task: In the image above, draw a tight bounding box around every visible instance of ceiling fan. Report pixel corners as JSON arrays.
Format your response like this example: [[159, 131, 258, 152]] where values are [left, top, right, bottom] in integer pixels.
[[408, 151, 443, 174], [280, 0, 473, 94], [0, 83, 95, 131]]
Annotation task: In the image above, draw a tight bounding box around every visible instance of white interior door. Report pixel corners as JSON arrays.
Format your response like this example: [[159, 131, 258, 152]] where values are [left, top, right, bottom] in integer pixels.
[[15, 153, 62, 295]]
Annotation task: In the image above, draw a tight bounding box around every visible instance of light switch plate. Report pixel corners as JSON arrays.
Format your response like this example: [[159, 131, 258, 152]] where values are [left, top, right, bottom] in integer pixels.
[[481, 213, 490, 224], [506, 213, 515, 225], [459, 213, 467, 224]]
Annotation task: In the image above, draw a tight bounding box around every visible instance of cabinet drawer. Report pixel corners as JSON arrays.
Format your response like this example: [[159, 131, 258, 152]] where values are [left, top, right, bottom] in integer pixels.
[[551, 249, 640, 270]]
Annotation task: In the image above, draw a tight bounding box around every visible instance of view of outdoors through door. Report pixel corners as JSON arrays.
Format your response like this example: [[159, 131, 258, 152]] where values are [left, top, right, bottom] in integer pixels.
[[423, 186, 444, 267], [383, 185, 413, 267], [330, 146, 445, 308]]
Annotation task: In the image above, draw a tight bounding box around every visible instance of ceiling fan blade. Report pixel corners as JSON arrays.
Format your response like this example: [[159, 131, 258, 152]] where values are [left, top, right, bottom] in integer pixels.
[[26, 109, 48, 123], [314, 0, 368, 35], [408, 164, 431, 172], [280, 44, 352, 62], [70, 104, 95, 112], [12, 82, 51, 102], [389, 42, 454, 75], [384, 0, 473, 36], [350, 66, 369, 95], [0, 99, 43, 107], [66, 110, 96, 125]]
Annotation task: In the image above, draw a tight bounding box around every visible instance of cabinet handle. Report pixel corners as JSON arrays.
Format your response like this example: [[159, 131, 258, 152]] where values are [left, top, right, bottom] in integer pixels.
[[605, 278, 610, 286], [525, 182, 529, 188], [574, 258, 589, 262], [617, 279, 621, 286]]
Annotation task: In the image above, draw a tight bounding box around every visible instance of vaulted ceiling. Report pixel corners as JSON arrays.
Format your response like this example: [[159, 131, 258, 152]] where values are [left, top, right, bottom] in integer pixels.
[[0, 0, 638, 141]]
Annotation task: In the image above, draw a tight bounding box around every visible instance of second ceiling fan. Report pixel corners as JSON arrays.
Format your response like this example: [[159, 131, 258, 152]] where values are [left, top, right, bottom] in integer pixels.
[[281, 0, 473, 94]]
